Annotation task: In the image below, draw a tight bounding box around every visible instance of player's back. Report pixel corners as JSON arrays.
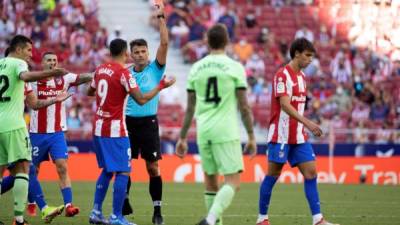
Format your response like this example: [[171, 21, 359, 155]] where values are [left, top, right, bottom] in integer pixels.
[[92, 62, 131, 137], [0, 57, 28, 133], [188, 54, 247, 145]]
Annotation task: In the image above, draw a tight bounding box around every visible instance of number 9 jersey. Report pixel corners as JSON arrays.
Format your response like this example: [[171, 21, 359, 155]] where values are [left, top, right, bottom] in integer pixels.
[[91, 62, 138, 137], [187, 54, 247, 145]]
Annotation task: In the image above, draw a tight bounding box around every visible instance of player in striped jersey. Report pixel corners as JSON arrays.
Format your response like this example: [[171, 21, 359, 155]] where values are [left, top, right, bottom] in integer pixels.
[[27, 52, 93, 218], [87, 38, 174, 225], [0, 35, 68, 225], [256, 38, 338, 225], [1, 82, 72, 223]]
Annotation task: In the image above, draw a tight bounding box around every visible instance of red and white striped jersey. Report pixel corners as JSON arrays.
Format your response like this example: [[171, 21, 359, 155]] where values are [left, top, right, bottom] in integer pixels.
[[267, 65, 308, 144], [29, 73, 79, 133], [91, 62, 138, 137]]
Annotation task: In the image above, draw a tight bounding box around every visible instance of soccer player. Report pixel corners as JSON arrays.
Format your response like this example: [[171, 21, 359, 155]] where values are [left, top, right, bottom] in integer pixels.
[[27, 52, 93, 218], [1, 82, 71, 223], [256, 38, 339, 225], [87, 38, 174, 225], [0, 34, 68, 225], [175, 24, 257, 225], [122, 3, 169, 224]]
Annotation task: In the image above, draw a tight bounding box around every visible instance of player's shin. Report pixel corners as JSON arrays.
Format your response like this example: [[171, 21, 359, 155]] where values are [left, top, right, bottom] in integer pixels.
[[208, 184, 235, 225], [93, 169, 113, 213], [112, 173, 129, 217]]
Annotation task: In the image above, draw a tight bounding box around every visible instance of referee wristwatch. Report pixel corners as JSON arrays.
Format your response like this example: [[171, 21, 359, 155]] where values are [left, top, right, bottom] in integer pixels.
[[157, 14, 165, 19]]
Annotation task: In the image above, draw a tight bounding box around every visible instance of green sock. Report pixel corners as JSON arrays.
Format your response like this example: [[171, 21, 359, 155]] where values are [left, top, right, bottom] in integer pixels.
[[13, 173, 29, 216], [204, 191, 216, 211], [209, 185, 235, 221], [205, 191, 223, 225]]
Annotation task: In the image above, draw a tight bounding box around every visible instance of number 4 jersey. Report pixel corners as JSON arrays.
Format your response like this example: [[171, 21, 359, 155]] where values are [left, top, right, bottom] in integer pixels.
[[91, 62, 138, 137], [0, 57, 29, 133], [187, 54, 247, 145]]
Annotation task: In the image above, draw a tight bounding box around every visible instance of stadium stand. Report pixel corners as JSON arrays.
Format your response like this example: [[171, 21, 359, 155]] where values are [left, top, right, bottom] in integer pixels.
[[1, 0, 399, 144]]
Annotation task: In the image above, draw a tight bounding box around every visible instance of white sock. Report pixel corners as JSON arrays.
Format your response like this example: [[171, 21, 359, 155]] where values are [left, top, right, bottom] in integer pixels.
[[206, 212, 217, 225], [15, 215, 24, 223], [153, 200, 162, 206], [313, 213, 323, 225], [257, 214, 269, 223], [41, 205, 48, 211]]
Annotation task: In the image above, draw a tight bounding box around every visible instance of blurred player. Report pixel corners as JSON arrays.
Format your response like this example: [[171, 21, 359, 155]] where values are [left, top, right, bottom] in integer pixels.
[[0, 34, 67, 225], [122, 3, 169, 224], [26, 52, 93, 218], [175, 24, 257, 225], [256, 38, 339, 225], [87, 38, 174, 225]]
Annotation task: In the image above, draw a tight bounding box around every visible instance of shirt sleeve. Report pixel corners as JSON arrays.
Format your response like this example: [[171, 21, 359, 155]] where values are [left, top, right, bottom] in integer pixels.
[[150, 60, 166, 82], [24, 83, 33, 95], [121, 70, 138, 93], [234, 63, 248, 89], [16, 59, 29, 78], [64, 73, 79, 86], [273, 71, 288, 97]]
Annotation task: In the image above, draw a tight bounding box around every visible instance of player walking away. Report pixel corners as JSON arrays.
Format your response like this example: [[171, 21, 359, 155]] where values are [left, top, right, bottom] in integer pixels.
[[122, 3, 169, 225], [27, 52, 93, 218], [0, 34, 68, 225], [87, 38, 174, 225], [175, 24, 257, 225], [256, 38, 339, 225]]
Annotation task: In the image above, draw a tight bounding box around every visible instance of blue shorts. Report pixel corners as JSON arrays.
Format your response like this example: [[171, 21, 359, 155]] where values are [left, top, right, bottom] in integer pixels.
[[30, 132, 68, 166], [93, 136, 131, 173], [267, 142, 315, 167]]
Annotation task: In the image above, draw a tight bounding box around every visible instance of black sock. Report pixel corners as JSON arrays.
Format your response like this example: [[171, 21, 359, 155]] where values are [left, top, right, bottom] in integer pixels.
[[149, 176, 162, 214], [126, 176, 131, 197]]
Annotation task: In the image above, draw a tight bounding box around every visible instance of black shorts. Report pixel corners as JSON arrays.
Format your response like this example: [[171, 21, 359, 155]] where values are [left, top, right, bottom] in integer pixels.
[[126, 115, 161, 162]]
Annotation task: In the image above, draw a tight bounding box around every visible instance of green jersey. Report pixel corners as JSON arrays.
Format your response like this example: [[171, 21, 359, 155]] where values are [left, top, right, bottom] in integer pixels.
[[187, 54, 247, 145], [0, 57, 28, 133]]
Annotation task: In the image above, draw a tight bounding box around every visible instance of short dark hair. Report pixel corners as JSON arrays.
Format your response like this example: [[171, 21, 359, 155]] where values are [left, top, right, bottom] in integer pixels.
[[4, 47, 10, 57], [129, 39, 148, 50], [289, 38, 316, 59], [207, 24, 229, 50], [42, 51, 56, 59], [109, 38, 128, 57], [8, 35, 32, 53]]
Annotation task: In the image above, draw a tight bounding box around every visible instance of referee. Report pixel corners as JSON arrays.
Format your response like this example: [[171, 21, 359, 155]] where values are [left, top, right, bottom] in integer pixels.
[[123, 3, 168, 225]]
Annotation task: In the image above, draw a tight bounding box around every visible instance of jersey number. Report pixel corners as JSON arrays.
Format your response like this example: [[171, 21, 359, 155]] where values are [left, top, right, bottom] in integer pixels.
[[97, 79, 108, 106], [205, 77, 221, 105], [0, 75, 11, 102]]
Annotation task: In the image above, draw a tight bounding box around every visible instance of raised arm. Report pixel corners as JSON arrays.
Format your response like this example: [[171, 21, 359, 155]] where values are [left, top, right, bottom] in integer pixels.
[[20, 68, 69, 82], [236, 89, 257, 158], [155, 4, 169, 66], [175, 91, 196, 158]]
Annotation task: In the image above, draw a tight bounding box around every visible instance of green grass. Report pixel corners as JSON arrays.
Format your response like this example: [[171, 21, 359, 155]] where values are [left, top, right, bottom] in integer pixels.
[[0, 182, 399, 225]]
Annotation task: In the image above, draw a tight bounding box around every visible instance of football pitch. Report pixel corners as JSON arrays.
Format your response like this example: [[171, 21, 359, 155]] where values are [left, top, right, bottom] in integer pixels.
[[0, 182, 399, 225]]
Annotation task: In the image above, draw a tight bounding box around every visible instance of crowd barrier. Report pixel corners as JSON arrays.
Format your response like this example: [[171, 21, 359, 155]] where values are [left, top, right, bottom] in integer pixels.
[[37, 154, 400, 185], [67, 141, 400, 156]]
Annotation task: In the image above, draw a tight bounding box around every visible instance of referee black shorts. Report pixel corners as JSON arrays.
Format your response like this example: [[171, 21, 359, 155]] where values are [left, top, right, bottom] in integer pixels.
[[125, 115, 162, 162]]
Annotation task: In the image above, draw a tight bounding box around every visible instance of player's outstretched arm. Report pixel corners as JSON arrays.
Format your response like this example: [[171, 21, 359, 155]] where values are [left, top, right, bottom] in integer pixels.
[[26, 89, 72, 110], [236, 89, 257, 158], [75, 72, 94, 85], [20, 68, 69, 82], [176, 91, 196, 158], [129, 76, 175, 105], [279, 96, 323, 137], [155, 3, 169, 66]]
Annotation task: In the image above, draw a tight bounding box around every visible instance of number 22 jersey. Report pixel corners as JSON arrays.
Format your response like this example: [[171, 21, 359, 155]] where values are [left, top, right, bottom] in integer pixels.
[[91, 62, 138, 137], [187, 54, 247, 145]]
